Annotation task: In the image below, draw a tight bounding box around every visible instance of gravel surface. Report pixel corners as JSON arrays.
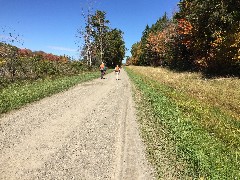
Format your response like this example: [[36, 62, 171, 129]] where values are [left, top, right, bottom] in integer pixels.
[[0, 69, 155, 180]]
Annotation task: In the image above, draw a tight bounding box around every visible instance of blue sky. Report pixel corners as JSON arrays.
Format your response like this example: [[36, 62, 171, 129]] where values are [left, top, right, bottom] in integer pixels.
[[0, 0, 179, 61]]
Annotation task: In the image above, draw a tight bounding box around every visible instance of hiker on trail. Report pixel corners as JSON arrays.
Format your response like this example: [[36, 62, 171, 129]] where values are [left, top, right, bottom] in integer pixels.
[[100, 62, 105, 79], [114, 65, 120, 80]]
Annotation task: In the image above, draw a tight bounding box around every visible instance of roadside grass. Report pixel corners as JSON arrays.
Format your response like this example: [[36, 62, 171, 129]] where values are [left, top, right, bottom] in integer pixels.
[[126, 66, 240, 179], [130, 66, 240, 121], [0, 71, 101, 115]]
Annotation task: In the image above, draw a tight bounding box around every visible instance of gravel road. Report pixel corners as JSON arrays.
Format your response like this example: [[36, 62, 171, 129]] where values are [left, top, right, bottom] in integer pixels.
[[0, 69, 155, 180]]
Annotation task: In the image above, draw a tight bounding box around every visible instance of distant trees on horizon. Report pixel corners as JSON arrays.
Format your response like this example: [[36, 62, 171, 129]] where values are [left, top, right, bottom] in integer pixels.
[[0, 42, 92, 87], [77, 10, 126, 68]]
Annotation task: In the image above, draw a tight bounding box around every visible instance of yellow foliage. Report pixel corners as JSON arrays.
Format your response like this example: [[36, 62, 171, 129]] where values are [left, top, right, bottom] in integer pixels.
[[0, 59, 6, 65], [211, 31, 223, 48], [231, 32, 240, 60]]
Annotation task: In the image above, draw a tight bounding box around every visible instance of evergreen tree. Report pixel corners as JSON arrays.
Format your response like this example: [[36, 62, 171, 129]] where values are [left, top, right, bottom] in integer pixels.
[[138, 25, 151, 66]]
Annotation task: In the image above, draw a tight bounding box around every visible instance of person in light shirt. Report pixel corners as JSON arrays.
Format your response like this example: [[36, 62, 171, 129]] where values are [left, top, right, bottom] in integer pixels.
[[114, 65, 120, 80]]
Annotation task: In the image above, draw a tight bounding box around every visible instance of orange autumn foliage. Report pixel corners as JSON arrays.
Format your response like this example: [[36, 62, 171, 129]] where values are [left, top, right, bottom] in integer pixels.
[[177, 18, 193, 48], [147, 23, 176, 56], [177, 18, 193, 35]]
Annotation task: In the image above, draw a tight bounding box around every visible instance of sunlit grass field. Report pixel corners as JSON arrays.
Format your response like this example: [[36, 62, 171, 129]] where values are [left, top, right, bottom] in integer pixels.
[[126, 66, 240, 179]]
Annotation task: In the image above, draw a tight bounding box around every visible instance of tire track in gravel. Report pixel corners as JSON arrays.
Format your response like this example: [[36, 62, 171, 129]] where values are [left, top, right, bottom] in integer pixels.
[[0, 69, 155, 180]]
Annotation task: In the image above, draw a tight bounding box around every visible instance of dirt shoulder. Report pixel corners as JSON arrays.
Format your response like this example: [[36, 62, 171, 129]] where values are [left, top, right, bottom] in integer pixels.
[[0, 69, 155, 179]]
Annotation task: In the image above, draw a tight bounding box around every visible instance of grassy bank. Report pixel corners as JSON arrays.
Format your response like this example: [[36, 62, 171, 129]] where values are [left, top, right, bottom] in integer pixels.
[[126, 66, 240, 179], [0, 71, 101, 115]]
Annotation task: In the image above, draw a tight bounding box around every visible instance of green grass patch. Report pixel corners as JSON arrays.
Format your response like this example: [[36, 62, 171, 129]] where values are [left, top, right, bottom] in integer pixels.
[[126, 67, 240, 179], [0, 71, 100, 115]]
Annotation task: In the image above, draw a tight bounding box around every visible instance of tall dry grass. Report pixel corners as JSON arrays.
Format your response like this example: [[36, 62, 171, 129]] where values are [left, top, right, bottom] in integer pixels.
[[128, 66, 240, 120]]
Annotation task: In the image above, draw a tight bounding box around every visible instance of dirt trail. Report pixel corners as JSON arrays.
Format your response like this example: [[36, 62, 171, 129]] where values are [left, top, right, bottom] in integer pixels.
[[0, 69, 155, 180]]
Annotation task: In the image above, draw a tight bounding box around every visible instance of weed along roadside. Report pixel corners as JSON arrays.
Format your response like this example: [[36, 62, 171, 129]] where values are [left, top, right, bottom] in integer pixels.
[[125, 66, 240, 179], [0, 71, 101, 115]]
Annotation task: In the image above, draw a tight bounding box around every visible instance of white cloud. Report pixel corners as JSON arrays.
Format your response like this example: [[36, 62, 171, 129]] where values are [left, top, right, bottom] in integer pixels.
[[47, 46, 77, 52]]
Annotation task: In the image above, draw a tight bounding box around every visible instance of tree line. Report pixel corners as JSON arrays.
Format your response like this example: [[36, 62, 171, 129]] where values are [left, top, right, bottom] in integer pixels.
[[77, 10, 126, 68], [127, 0, 240, 76]]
